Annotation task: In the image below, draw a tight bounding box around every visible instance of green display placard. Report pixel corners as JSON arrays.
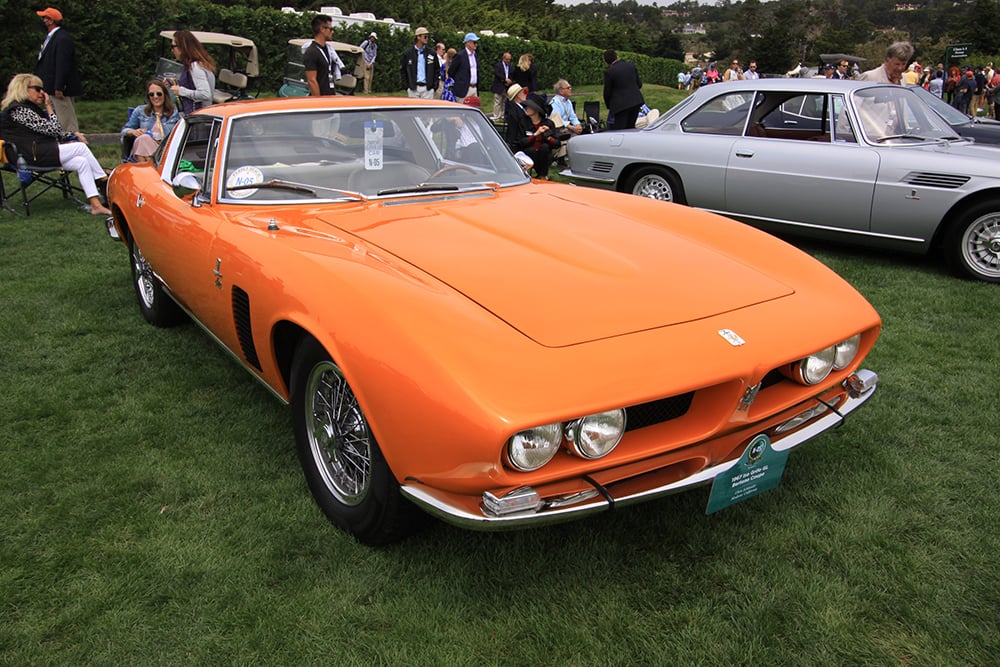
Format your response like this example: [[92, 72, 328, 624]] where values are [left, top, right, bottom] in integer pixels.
[[706, 434, 790, 514]]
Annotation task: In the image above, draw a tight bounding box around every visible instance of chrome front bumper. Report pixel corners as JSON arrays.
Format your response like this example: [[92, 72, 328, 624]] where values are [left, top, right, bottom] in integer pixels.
[[401, 369, 878, 531]]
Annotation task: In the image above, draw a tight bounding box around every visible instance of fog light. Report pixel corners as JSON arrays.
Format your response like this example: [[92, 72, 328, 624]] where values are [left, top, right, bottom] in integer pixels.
[[482, 487, 542, 516], [845, 369, 879, 398], [774, 403, 829, 433]]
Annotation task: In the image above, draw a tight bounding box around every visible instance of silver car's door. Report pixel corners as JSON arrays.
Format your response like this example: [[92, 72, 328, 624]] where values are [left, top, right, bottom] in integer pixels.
[[723, 93, 879, 233]]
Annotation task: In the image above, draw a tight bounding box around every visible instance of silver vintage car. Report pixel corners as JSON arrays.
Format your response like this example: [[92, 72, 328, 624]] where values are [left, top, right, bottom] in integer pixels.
[[565, 79, 1000, 283]]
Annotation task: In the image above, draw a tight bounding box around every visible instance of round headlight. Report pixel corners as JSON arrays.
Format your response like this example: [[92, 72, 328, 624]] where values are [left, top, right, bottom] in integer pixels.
[[507, 423, 562, 471], [834, 334, 861, 370], [566, 409, 627, 459], [799, 345, 836, 384]]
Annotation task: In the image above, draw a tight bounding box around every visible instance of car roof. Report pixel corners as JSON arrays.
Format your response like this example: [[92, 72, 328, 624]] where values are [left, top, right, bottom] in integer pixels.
[[191, 95, 467, 120], [690, 78, 891, 96]]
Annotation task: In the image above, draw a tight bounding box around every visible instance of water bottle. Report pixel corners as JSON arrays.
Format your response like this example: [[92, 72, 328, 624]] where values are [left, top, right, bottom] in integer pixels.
[[16, 153, 31, 186]]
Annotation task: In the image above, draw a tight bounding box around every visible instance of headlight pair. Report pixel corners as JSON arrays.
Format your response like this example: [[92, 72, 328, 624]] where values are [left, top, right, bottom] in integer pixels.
[[788, 334, 861, 385], [507, 409, 627, 472]]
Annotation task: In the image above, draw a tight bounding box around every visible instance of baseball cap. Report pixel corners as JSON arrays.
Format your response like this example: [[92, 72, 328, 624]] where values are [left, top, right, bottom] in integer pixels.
[[37, 7, 63, 21], [463, 33, 480, 43]]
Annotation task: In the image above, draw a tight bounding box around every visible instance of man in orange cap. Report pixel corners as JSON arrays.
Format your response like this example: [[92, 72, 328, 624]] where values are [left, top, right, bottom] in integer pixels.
[[35, 7, 82, 132]]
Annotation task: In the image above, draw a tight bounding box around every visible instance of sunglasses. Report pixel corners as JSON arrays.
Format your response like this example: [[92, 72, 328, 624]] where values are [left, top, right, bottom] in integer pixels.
[[28, 85, 44, 92], [148, 91, 164, 97]]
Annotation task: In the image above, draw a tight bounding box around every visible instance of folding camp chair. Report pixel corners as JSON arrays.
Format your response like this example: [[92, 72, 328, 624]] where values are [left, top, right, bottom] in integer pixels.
[[582, 101, 605, 134], [0, 138, 86, 216]]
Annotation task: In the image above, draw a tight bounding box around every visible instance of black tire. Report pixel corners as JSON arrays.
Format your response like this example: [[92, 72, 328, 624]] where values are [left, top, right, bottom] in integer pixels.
[[129, 236, 186, 326], [626, 167, 686, 204], [290, 337, 417, 545], [944, 202, 1000, 283]]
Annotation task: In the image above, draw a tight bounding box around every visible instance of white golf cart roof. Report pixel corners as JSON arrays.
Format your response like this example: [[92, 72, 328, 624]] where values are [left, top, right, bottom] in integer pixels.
[[159, 30, 260, 77]]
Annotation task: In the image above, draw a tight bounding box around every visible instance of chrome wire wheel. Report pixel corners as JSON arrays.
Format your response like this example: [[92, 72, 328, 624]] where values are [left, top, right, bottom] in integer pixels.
[[633, 174, 675, 200], [304, 360, 372, 506], [960, 211, 1000, 281], [131, 242, 156, 310]]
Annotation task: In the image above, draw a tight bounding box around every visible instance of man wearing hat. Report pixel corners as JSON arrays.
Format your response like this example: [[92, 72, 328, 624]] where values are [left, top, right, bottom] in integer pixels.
[[359, 32, 378, 94], [400, 27, 438, 99], [35, 7, 82, 132], [448, 33, 480, 104]]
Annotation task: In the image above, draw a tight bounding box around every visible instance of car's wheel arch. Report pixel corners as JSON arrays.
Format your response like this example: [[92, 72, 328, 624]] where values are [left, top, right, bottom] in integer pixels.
[[617, 162, 687, 203], [932, 188, 1000, 253]]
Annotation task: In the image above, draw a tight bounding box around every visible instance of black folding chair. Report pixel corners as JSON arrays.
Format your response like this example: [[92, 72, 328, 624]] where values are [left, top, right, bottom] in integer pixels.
[[0, 139, 86, 216], [583, 101, 605, 134]]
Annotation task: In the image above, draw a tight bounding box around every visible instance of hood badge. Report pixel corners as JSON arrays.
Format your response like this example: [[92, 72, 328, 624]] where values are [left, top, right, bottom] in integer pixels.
[[718, 329, 745, 346]]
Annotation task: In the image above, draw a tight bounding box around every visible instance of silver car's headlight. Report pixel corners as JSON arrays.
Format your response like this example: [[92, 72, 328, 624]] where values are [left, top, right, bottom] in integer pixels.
[[797, 345, 837, 385], [565, 409, 627, 459], [834, 334, 861, 370], [507, 423, 562, 471]]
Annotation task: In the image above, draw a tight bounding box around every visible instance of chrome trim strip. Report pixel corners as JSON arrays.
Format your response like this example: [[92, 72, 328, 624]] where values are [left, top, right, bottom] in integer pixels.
[[559, 168, 616, 185], [699, 208, 926, 244], [401, 370, 878, 530]]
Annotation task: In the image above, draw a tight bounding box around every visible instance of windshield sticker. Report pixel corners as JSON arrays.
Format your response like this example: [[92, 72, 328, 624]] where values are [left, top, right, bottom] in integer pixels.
[[364, 120, 384, 170], [226, 165, 264, 199]]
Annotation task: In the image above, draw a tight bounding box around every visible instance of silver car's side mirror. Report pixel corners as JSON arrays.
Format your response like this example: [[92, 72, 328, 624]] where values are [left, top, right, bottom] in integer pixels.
[[171, 172, 203, 207]]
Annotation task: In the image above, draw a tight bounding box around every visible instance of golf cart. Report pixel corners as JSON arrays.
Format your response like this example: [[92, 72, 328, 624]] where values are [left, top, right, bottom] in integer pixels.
[[156, 30, 259, 103], [278, 39, 365, 96]]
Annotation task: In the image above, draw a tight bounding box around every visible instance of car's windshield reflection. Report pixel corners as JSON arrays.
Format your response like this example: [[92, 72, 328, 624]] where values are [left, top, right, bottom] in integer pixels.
[[220, 108, 527, 202]]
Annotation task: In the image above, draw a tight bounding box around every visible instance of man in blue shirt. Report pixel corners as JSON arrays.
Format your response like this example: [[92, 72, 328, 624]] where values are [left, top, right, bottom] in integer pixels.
[[359, 32, 377, 94], [549, 79, 582, 136], [400, 27, 438, 98]]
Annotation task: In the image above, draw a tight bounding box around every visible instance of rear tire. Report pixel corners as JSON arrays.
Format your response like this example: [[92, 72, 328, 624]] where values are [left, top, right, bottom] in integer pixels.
[[626, 167, 686, 204], [290, 337, 417, 545], [944, 202, 1000, 283]]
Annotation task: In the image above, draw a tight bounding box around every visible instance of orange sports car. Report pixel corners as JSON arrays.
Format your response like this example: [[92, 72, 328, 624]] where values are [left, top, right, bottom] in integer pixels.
[[106, 96, 881, 545]]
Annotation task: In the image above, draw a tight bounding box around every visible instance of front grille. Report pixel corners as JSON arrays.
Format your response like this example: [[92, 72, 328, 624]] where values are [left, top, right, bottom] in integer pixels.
[[625, 392, 695, 431]]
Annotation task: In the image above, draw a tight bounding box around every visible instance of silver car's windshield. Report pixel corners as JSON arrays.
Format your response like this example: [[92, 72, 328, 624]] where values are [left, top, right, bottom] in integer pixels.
[[852, 87, 960, 143], [220, 108, 526, 203]]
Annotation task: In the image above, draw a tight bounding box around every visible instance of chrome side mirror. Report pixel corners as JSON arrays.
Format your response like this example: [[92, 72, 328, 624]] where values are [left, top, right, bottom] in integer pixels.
[[171, 171, 203, 207]]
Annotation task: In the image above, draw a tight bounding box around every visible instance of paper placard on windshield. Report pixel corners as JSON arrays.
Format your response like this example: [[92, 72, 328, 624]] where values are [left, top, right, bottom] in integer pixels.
[[364, 120, 384, 170]]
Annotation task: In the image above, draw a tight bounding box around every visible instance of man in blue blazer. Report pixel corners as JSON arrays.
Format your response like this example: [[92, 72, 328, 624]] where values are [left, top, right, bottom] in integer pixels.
[[449, 33, 481, 103], [35, 7, 83, 132], [602, 49, 645, 131]]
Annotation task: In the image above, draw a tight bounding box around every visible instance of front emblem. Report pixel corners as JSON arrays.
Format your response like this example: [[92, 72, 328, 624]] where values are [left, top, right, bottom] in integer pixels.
[[718, 328, 745, 346]]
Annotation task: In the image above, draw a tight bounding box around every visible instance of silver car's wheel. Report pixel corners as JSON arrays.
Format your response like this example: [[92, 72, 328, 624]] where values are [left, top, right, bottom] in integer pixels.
[[291, 338, 417, 544], [946, 203, 1000, 283], [627, 167, 686, 204]]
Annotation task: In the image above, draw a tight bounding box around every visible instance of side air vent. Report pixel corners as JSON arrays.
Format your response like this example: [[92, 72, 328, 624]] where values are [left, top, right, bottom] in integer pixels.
[[902, 172, 970, 189], [590, 161, 615, 174], [232, 286, 261, 371]]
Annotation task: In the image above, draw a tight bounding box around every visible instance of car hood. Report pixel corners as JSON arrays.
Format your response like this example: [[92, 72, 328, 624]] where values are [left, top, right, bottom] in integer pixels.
[[317, 190, 795, 347]]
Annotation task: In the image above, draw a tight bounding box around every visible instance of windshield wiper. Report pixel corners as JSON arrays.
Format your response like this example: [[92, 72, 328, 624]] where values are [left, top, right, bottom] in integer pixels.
[[873, 134, 935, 143], [376, 184, 460, 196], [229, 179, 316, 195]]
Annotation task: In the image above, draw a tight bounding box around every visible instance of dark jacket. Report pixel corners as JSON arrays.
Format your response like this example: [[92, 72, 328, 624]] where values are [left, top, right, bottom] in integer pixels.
[[492, 59, 512, 95], [448, 48, 478, 99], [0, 102, 62, 168], [511, 63, 539, 94], [603, 59, 644, 115], [35, 27, 83, 97], [399, 45, 439, 91]]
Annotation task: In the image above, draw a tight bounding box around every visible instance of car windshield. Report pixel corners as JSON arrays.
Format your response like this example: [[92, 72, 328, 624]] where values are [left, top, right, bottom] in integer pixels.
[[909, 84, 973, 125], [851, 87, 960, 143], [220, 108, 527, 202]]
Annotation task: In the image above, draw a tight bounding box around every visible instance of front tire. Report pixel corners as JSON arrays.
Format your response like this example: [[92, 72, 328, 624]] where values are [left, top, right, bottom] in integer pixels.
[[945, 202, 1000, 283], [129, 236, 186, 326], [626, 167, 686, 204], [290, 338, 416, 545]]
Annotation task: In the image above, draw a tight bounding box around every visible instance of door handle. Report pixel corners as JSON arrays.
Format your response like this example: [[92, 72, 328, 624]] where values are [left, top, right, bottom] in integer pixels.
[[735, 150, 754, 158]]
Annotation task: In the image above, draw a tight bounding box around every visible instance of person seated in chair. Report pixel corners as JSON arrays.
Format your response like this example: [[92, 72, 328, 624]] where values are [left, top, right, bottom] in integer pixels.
[[1, 73, 110, 215], [504, 85, 559, 179], [121, 79, 180, 162]]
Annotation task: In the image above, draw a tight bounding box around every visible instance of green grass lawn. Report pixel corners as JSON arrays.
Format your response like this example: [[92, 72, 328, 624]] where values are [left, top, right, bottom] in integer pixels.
[[1, 108, 997, 663]]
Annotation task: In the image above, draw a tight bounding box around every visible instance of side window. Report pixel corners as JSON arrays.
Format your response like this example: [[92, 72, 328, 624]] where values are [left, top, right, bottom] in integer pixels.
[[681, 93, 751, 135], [172, 118, 220, 199], [761, 94, 825, 132], [831, 95, 857, 143]]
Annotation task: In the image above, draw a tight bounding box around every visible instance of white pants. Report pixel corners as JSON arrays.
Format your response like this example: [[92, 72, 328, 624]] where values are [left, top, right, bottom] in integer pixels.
[[408, 85, 434, 99], [59, 141, 104, 198]]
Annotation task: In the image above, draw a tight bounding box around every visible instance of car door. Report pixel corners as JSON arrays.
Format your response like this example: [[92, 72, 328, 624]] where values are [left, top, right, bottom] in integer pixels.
[[139, 115, 225, 324], [723, 93, 879, 233]]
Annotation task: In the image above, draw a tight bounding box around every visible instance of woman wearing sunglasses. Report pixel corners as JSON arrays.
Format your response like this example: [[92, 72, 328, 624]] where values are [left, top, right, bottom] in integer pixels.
[[120, 79, 180, 162], [168, 30, 216, 115], [1, 73, 111, 216]]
